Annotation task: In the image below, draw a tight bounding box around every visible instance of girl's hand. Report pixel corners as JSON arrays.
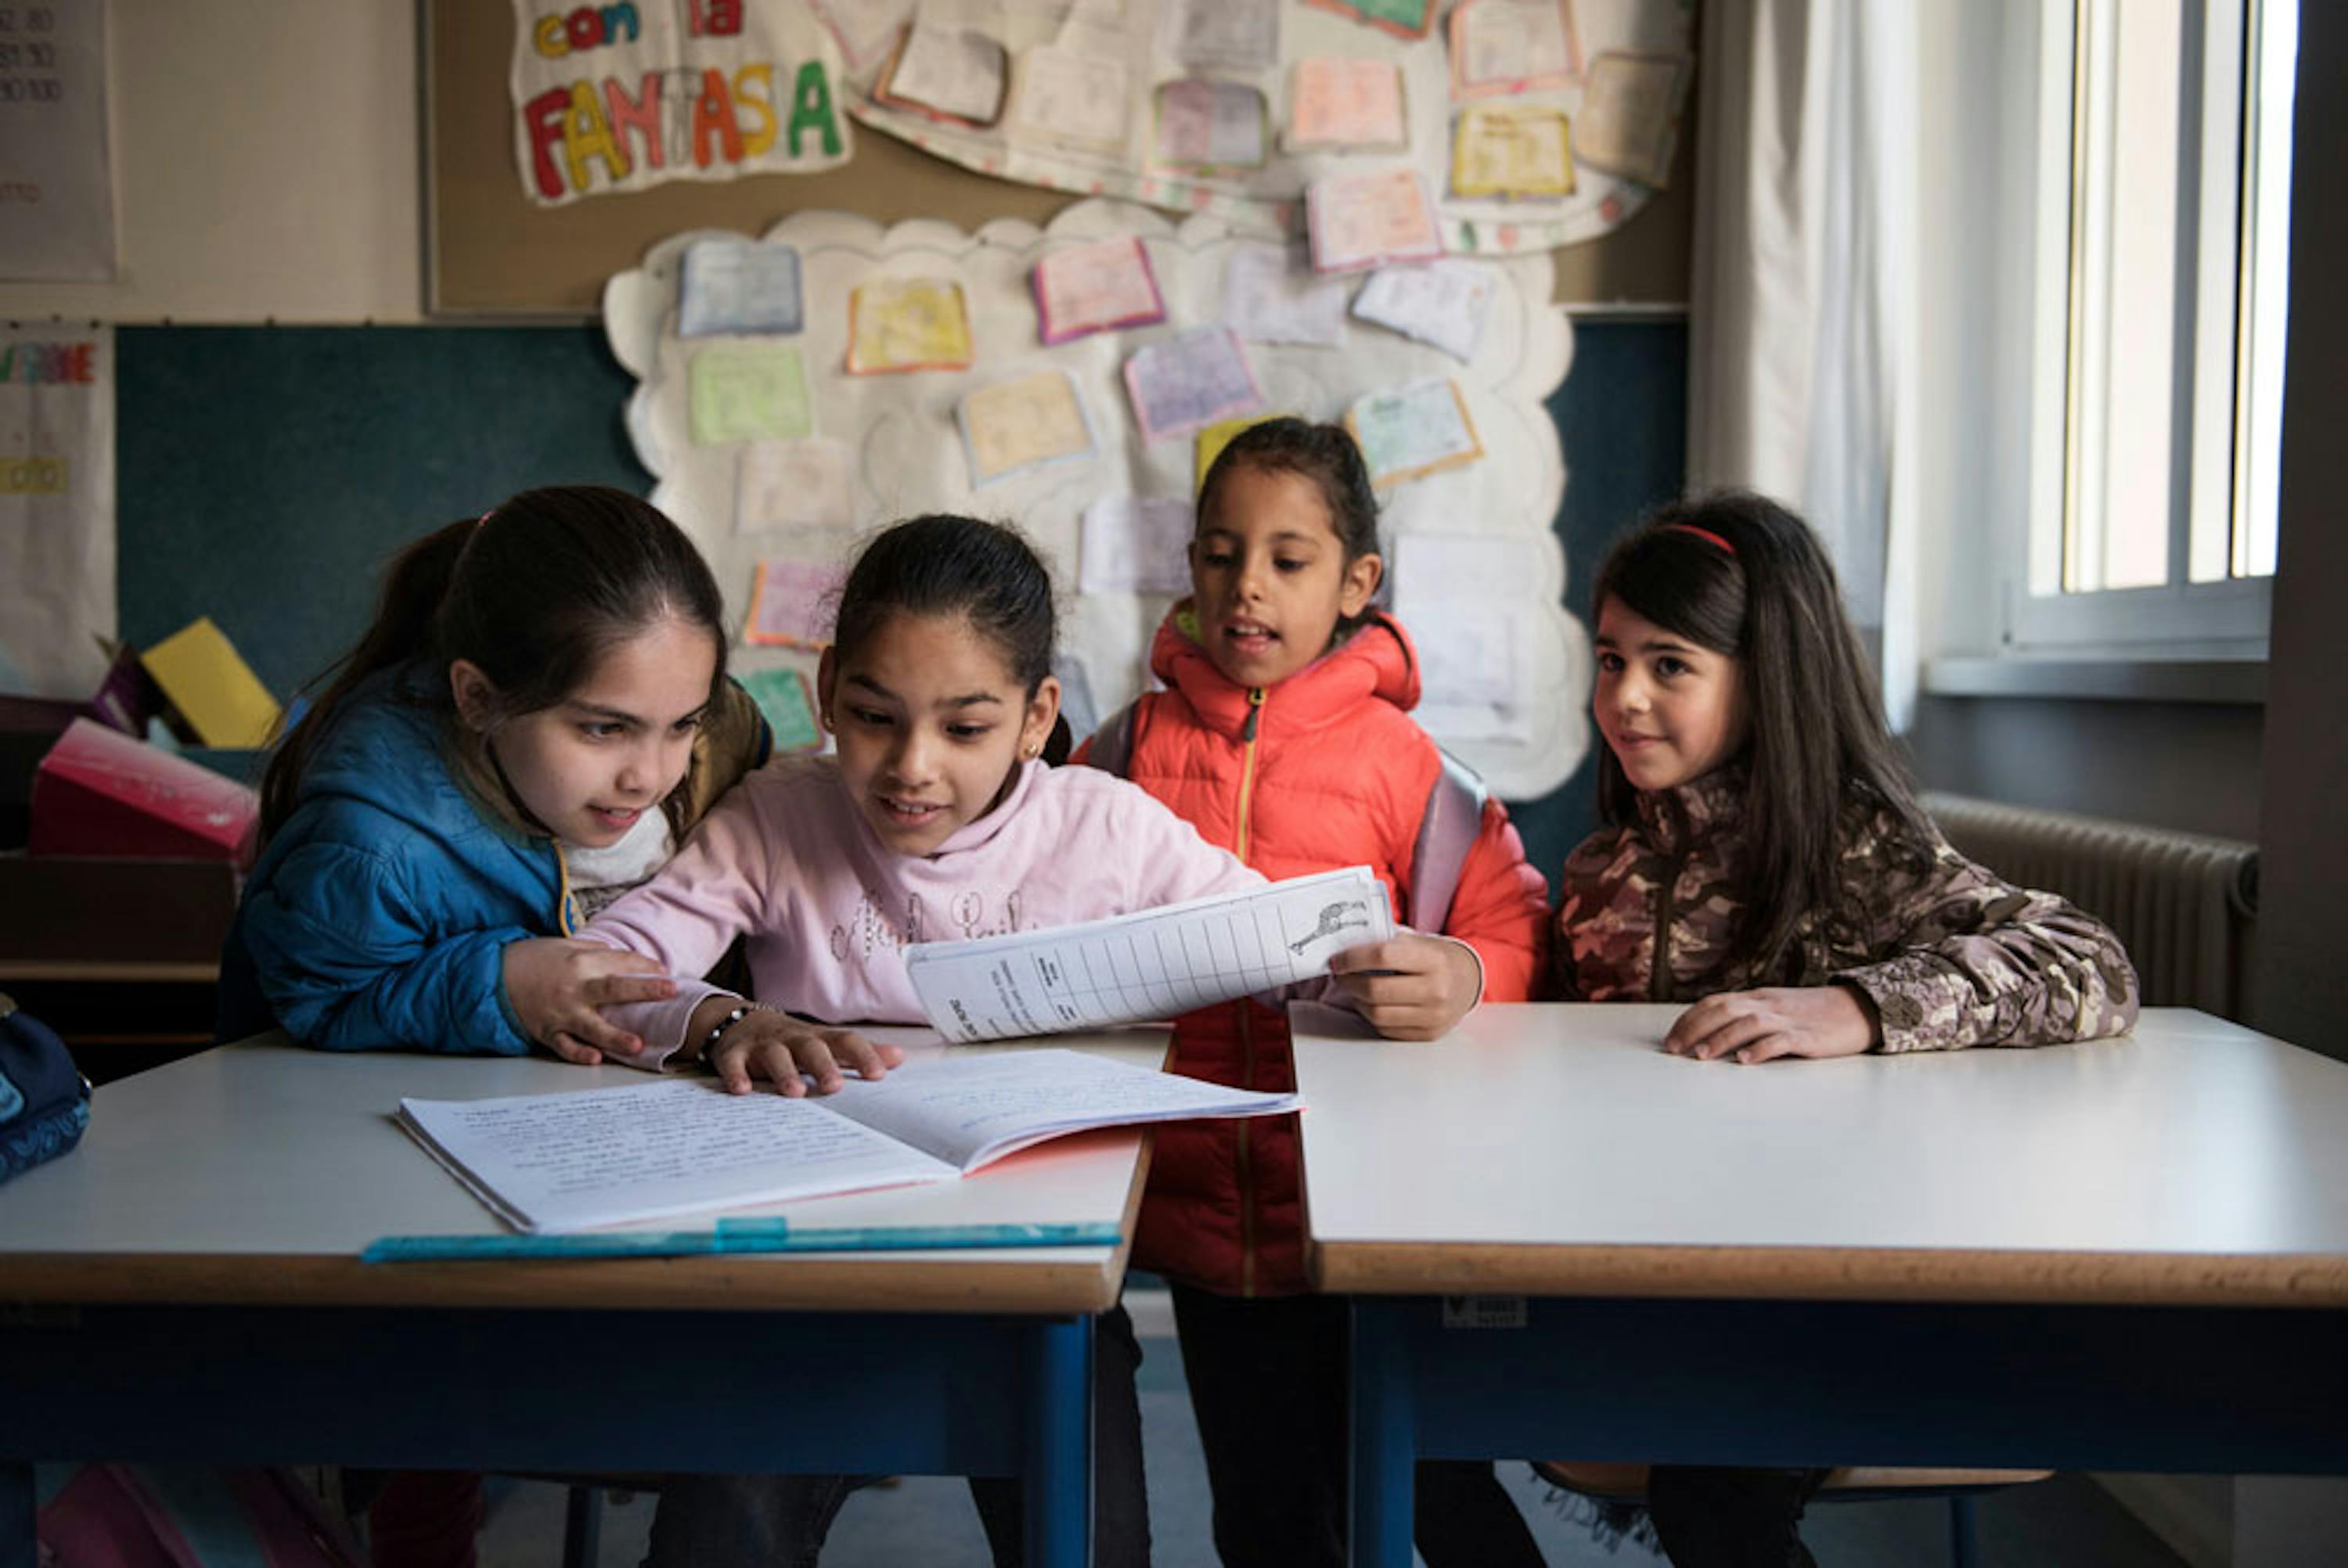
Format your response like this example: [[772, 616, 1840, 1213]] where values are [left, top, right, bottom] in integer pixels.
[[706, 1008, 906, 1096], [1664, 984, 1881, 1063], [502, 938, 677, 1065], [1327, 935, 1482, 1041]]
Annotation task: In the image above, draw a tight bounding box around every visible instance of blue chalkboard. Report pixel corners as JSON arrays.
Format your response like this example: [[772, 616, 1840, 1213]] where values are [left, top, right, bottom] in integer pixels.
[[113, 319, 1684, 883]]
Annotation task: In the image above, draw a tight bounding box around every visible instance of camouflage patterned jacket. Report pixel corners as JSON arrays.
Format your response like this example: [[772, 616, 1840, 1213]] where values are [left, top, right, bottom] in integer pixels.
[[1554, 765, 2140, 1051]]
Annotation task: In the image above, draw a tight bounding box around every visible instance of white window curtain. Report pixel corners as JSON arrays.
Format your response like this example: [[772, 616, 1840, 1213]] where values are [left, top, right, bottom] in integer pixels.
[[1687, 0, 1923, 730]]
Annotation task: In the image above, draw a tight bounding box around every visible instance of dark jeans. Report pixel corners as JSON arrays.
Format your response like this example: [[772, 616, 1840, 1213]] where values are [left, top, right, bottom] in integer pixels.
[[1168, 1282, 1547, 1568], [644, 1303, 1149, 1568], [1647, 1466, 1829, 1568]]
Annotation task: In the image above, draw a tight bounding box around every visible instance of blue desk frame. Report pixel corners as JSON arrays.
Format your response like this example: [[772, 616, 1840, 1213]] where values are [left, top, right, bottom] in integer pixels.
[[1345, 1293, 2348, 1567], [2, 1302, 1093, 1568]]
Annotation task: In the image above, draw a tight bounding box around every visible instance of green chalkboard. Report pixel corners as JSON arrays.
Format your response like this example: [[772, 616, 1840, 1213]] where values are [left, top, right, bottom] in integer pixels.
[[117, 325, 650, 706]]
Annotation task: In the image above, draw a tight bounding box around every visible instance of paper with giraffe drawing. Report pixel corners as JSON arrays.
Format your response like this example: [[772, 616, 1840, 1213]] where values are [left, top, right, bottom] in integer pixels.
[[905, 867, 1395, 1043]]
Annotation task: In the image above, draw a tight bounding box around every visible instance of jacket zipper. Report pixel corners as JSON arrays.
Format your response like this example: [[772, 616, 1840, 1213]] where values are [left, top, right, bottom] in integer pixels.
[[1649, 847, 1686, 1002], [1233, 685, 1265, 1296]]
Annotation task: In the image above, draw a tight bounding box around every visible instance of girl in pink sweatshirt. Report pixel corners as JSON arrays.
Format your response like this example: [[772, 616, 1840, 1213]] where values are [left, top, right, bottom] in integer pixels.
[[523, 513, 1271, 1568]]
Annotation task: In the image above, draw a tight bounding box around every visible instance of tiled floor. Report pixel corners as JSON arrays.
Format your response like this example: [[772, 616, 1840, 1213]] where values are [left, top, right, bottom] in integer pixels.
[[474, 1304, 2191, 1568]]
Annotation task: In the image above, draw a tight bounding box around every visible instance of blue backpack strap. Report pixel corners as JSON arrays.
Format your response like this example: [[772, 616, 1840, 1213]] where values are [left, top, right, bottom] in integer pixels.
[[1409, 748, 1490, 934], [1085, 702, 1140, 779]]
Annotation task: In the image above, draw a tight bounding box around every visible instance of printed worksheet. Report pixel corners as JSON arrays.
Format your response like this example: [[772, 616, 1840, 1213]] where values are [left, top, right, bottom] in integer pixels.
[[878, 21, 1008, 127], [1012, 47, 1132, 151], [1345, 378, 1484, 485], [1305, 167, 1444, 274], [905, 866, 1395, 1043], [1449, 0, 1583, 97], [1221, 245, 1350, 348], [1033, 236, 1166, 343], [1122, 326, 1266, 442], [678, 239, 804, 339], [1154, 78, 1267, 170], [1351, 260, 1497, 361], [1079, 494, 1195, 595], [689, 344, 812, 445], [959, 368, 1096, 485], [847, 277, 974, 374], [1450, 105, 1576, 199], [1287, 58, 1408, 151], [1575, 52, 1688, 187], [736, 437, 856, 531]]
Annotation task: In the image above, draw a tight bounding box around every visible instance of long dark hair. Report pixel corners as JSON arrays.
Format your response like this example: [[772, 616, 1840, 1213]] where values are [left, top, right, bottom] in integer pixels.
[[832, 514, 1068, 761], [260, 486, 727, 839], [1593, 491, 1933, 976], [1195, 417, 1382, 635]]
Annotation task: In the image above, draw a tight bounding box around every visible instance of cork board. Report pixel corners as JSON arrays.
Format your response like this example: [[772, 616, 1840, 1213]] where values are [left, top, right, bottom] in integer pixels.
[[424, 0, 1691, 317]]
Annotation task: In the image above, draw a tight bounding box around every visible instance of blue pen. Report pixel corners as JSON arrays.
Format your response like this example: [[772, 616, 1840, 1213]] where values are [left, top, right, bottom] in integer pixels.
[[362, 1220, 1121, 1263]]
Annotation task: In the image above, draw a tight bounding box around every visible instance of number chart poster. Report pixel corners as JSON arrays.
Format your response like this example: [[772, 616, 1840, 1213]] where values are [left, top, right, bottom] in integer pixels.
[[0, 328, 115, 699], [0, 0, 116, 280], [509, 0, 855, 205]]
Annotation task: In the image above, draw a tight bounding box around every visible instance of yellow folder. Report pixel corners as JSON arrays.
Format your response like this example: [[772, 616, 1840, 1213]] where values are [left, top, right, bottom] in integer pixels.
[[139, 617, 282, 748]]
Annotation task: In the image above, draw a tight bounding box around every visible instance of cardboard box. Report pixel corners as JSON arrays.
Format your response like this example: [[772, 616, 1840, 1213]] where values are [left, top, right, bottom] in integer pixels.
[[28, 719, 260, 863]]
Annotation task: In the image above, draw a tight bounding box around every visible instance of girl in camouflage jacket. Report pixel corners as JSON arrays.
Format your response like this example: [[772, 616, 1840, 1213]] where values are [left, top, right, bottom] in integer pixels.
[[1554, 492, 2138, 1567]]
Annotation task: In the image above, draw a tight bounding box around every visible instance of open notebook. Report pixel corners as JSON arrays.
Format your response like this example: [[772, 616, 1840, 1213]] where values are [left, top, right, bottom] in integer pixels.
[[397, 1048, 1298, 1234]]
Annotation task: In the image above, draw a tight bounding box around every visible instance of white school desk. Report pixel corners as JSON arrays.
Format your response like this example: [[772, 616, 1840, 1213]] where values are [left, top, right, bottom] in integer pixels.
[[0, 1029, 1170, 1568], [1291, 1004, 2348, 1568]]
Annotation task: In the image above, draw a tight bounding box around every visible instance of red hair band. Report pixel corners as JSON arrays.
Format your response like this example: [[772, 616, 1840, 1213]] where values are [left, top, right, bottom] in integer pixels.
[[1666, 523, 1736, 556]]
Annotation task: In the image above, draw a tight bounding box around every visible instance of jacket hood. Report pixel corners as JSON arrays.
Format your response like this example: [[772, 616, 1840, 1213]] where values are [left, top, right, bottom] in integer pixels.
[[1148, 601, 1423, 740]]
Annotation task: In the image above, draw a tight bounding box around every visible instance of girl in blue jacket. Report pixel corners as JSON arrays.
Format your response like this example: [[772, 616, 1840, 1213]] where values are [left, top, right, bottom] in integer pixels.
[[218, 484, 774, 1063]]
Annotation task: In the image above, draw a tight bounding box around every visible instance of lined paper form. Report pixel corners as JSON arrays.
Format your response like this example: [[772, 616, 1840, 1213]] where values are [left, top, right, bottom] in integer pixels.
[[905, 867, 1395, 1043]]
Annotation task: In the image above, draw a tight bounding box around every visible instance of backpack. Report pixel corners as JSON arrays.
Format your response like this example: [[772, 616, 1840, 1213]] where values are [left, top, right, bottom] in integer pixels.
[[0, 992, 90, 1184], [36, 1464, 368, 1568]]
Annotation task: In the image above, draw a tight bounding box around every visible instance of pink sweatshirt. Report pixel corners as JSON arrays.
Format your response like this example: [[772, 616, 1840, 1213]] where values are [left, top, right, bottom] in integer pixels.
[[581, 755, 1264, 1063]]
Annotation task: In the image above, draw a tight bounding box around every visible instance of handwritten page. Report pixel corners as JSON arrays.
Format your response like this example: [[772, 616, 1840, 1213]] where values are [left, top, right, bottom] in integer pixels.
[[677, 239, 804, 339], [1450, 105, 1576, 199], [1345, 379, 1485, 485], [394, 1050, 1300, 1232], [1162, 0, 1280, 70], [1393, 530, 1546, 743], [1305, 0, 1437, 39], [1575, 52, 1688, 187], [1449, 0, 1583, 97], [1122, 326, 1266, 443], [744, 558, 848, 649], [905, 867, 1395, 1043], [959, 368, 1096, 485], [877, 21, 1009, 128], [847, 277, 974, 374], [739, 665, 825, 753], [689, 344, 812, 445], [1079, 494, 1195, 595], [1154, 77, 1266, 170], [1033, 236, 1166, 343], [395, 1078, 959, 1234], [1287, 58, 1408, 151], [1352, 261, 1497, 361], [1305, 167, 1444, 275], [1012, 47, 1131, 151], [736, 437, 855, 531], [1221, 245, 1350, 348]]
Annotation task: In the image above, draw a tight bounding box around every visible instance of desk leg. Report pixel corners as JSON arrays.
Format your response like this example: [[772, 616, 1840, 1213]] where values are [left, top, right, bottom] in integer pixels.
[[2, 1462, 32, 1568], [1025, 1314, 1092, 1568], [1349, 1300, 1415, 1568]]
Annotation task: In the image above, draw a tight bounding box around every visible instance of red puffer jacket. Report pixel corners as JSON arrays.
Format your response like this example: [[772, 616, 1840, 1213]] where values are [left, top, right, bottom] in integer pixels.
[[1076, 605, 1550, 1296]]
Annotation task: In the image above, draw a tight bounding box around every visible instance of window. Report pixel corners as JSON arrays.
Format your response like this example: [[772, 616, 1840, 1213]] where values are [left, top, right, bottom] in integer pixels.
[[2012, 0, 2295, 656]]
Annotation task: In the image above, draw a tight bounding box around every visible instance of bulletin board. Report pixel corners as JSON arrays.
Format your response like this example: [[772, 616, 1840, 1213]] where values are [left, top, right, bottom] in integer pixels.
[[425, 0, 1693, 316]]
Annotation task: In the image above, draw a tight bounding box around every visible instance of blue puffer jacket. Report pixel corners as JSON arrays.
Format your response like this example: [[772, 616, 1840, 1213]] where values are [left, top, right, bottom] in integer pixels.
[[215, 674, 567, 1054]]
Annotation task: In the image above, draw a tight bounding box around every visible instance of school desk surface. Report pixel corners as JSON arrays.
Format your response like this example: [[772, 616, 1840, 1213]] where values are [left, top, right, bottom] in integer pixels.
[[0, 1028, 1168, 1568], [1289, 1002, 2348, 1568]]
